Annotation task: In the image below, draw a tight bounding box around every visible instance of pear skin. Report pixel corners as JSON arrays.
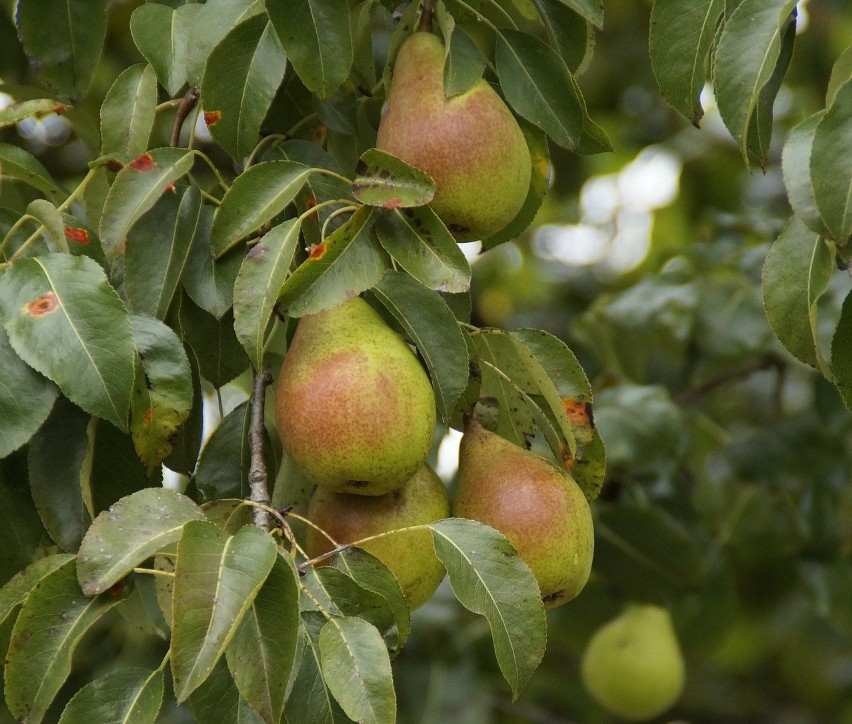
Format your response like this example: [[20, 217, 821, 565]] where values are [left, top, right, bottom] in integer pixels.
[[306, 465, 450, 609], [376, 32, 531, 241], [453, 418, 593, 607], [275, 297, 436, 495], [581, 605, 685, 721]]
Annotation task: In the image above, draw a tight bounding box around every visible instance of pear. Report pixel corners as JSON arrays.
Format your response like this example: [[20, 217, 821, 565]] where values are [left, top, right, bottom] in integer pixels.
[[581, 605, 685, 721], [305, 465, 450, 609], [453, 418, 593, 607], [376, 32, 531, 241], [275, 297, 436, 495]]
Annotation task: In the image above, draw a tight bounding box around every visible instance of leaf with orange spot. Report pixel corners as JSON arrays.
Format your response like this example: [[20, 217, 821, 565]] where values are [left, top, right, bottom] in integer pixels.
[[24, 293, 59, 317], [0, 98, 71, 130], [64, 227, 90, 244], [129, 153, 157, 171], [352, 148, 436, 209], [204, 110, 222, 128]]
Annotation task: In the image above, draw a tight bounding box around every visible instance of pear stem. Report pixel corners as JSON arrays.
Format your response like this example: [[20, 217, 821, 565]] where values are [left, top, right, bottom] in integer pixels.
[[418, 0, 435, 32], [249, 371, 274, 531]]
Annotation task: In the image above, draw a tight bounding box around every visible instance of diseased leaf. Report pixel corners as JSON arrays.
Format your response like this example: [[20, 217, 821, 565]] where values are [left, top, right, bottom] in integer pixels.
[[58, 668, 164, 724], [0, 327, 57, 459], [649, 0, 724, 125], [201, 16, 288, 162], [352, 148, 436, 209], [319, 617, 396, 724], [129, 315, 193, 472], [429, 518, 546, 699], [99, 148, 195, 261], [370, 271, 469, 422], [100, 64, 158, 163], [170, 521, 278, 702], [210, 161, 311, 257], [76, 488, 205, 596], [0, 98, 69, 129], [4, 559, 130, 723], [0, 254, 135, 430], [267, 0, 353, 98], [233, 218, 301, 369]]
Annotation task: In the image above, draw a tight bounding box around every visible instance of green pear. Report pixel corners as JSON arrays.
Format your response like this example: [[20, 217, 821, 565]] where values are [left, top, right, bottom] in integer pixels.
[[376, 32, 531, 241], [581, 605, 685, 721], [453, 418, 593, 607], [275, 297, 436, 495], [305, 465, 450, 609]]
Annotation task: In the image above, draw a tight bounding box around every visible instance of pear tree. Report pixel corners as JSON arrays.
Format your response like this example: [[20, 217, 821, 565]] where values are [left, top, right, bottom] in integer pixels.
[[0, 0, 849, 722]]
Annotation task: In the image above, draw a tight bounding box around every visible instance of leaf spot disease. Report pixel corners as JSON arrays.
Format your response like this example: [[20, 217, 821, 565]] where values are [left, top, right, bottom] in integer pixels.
[[64, 227, 90, 244], [25, 292, 59, 317], [143, 408, 153, 426], [204, 110, 222, 128], [383, 197, 402, 210], [308, 243, 327, 260], [129, 153, 157, 172]]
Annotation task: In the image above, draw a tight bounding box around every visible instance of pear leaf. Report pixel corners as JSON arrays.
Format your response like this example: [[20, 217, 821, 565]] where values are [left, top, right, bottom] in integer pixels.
[[0, 553, 75, 627], [428, 518, 546, 699], [352, 149, 436, 209], [831, 290, 852, 410], [811, 80, 852, 243], [782, 112, 831, 237], [100, 64, 157, 163], [58, 668, 164, 724], [188, 658, 265, 724]]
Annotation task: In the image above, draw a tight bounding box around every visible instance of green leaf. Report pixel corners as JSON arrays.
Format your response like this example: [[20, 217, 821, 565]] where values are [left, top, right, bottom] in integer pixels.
[[267, 0, 353, 99], [277, 206, 387, 317], [181, 207, 241, 319], [201, 16, 288, 162], [827, 46, 852, 107], [0, 453, 50, 585], [0, 254, 135, 430], [334, 548, 411, 652], [15, 0, 108, 100], [126, 187, 202, 320], [319, 617, 396, 724], [481, 121, 549, 250], [77, 487, 205, 595], [0, 98, 69, 129], [428, 518, 546, 699], [0, 553, 75, 627], [444, 26, 487, 97], [99, 148, 195, 261], [226, 554, 301, 723], [129, 315, 193, 471], [374, 206, 471, 293], [713, 0, 797, 164], [27, 396, 92, 551], [194, 401, 253, 501], [352, 148, 436, 208], [171, 521, 278, 702], [188, 658, 265, 724], [4, 559, 130, 723], [186, 0, 265, 86], [233, 218, 301, 369], [177, 296, 250, 387], [164, 345, 203, 475], [555, 0, 603, 28], [370, 271, 469, 422], [649, 0, 724, 125], [762, 217, 833, 370], [62, 212, 108, 269], [0, 207, 48, 261], [495, 29, 584, 150], [0, 327, 57, 459], [26, 198, 66, 250], [100, 64, 158, 164], [130, 3, 201, 97], [350, 1, 377, 91], [531, 0, 595, 76], [811, 80, 852, 244], [58, 668, 164, 724], [782, 112, 831, 237], [210, 161, 311, 257], [0, 142, 63, 201], [832, 290, 852, 410]]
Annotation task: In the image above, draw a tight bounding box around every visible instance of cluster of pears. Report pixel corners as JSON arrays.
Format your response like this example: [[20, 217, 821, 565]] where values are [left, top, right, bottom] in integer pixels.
[[581, 605, 686, 721], [275, 297, 594, 611], [376, 30, 531, 240]]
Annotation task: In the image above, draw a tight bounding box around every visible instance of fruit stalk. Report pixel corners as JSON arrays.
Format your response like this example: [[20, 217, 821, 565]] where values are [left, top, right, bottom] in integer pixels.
[[249, 371, 273, 531]]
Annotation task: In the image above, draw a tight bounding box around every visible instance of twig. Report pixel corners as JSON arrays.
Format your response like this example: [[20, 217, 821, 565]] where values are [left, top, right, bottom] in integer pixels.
[[170, 88, 200, 148], [674, 355, 785, 405], [418, 0, 435, 31], [249, 371, 274, 531]]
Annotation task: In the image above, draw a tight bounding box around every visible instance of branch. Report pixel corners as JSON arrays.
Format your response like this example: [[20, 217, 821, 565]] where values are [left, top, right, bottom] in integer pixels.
[[674, 355, 785, 405], [249, 371, 274, 531], [170, 88, 200, 148]]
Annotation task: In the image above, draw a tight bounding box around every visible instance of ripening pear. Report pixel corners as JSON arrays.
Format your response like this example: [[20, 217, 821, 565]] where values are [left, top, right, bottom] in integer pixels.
[[275, 297, 436, 495], [376, 32, 531, 241], [581, 605, 686, 721], [453, 418, 593, 607], [305, 465, 450, 609]]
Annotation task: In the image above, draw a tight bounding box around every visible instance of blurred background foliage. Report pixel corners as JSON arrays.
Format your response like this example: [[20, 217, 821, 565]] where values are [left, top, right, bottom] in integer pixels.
[[3, 0, 852, 722]]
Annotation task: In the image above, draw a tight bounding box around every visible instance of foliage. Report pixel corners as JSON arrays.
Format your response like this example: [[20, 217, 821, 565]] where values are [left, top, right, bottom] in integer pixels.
[[0, 0, 850, 722]]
